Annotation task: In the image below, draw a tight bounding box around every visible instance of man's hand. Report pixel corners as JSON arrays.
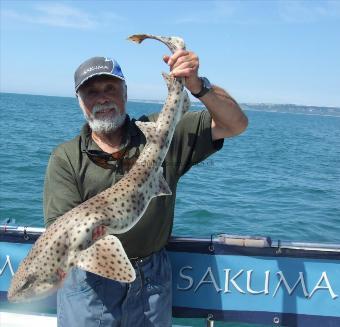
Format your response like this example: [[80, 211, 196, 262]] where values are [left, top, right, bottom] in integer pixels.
[[164, 49, 248, 140], [163, 50, 202, 94]]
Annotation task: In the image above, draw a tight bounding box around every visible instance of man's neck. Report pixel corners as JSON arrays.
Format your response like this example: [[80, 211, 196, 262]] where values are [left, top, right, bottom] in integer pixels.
[[91, 127, 125, 154]]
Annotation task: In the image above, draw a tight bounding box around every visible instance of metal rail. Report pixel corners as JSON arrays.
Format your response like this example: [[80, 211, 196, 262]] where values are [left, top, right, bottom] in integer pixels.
[[1, 224, 340, 252]]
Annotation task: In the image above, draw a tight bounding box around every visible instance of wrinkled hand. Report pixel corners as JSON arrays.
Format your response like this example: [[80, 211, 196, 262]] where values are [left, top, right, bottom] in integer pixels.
[[163, 50, 202, 94]]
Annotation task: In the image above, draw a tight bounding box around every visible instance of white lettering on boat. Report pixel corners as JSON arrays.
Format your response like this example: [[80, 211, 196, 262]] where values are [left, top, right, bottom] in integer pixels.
[[309, 272, 338, 299], [224, 269, 245, 294], [0, 255, 15, 276], [274, 271, 309, 298], [194, 267, 222, 293], [247, 270, 270, 295], [177, 266, 338, 299], [177, 266, 193, 290]]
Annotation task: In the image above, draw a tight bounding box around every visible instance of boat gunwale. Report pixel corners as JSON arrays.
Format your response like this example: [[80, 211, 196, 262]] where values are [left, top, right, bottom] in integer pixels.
[[1, 224, 340, 254]]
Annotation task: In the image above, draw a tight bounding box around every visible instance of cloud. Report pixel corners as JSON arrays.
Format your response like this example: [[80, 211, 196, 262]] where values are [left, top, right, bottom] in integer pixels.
[[3, 3, 100, 29], [34, 3, 96, 28], [278, 0, 340, 23], [175, 1, 235, 25]]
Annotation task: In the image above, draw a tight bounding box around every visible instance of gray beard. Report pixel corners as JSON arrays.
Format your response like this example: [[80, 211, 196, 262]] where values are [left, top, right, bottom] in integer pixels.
[[83, 102, 127, 134]]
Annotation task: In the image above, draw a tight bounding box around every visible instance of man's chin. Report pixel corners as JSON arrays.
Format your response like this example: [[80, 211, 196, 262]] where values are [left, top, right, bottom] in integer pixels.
[[88, 114, 126, 134]]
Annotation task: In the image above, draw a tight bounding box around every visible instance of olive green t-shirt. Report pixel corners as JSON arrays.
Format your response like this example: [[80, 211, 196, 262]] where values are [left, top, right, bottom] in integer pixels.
[[43, 110, 223, 258]]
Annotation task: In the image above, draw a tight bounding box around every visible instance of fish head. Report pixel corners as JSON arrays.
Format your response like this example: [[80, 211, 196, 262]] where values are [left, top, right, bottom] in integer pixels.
[[7, 258, 61, 303]]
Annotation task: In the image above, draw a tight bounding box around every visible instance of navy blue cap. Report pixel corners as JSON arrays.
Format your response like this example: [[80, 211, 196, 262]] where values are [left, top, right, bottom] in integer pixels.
[[74, 56, 125, 92]]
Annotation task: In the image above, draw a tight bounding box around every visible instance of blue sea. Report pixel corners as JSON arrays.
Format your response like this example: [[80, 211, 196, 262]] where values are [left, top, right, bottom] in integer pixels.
[[1, 92, 340, 326]]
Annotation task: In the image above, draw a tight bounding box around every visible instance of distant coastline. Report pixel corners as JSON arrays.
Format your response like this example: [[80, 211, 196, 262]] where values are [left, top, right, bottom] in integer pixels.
[[1, 92, 340, 117], [239, 103, 340, 117], [129, 99, 340, 117], [129, 97, 340, 117]]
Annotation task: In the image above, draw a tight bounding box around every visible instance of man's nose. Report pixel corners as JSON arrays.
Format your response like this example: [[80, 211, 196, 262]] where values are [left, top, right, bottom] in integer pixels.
[[96, 92, 111, 104]]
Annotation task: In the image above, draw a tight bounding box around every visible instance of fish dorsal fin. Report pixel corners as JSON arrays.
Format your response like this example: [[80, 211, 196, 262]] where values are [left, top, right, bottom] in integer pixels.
[[155, 168, 172, 196], [76, 235, 136, 283], [135, 121, 157, 140]]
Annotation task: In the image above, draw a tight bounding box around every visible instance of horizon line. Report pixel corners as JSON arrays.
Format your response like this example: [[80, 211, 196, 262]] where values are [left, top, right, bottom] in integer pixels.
[[1, 91, 339, 110]]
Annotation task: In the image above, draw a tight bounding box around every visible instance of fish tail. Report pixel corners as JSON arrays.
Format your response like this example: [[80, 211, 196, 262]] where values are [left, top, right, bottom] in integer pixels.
[[128, 34, 186, 53]]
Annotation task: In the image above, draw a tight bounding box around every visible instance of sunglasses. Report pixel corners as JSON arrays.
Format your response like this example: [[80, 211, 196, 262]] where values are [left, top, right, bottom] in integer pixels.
[[82, 139, 140, 172]]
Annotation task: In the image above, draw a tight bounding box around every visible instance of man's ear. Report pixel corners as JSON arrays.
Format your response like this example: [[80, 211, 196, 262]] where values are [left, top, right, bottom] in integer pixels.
[[124, 84, 128, 102]]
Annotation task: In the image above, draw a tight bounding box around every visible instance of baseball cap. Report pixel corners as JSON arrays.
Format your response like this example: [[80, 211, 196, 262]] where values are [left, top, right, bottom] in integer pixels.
[[74, 56, 125, 92]]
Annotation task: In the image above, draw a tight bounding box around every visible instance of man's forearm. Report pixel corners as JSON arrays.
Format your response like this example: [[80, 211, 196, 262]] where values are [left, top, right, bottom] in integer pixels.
[[199, 84, 248, 139]]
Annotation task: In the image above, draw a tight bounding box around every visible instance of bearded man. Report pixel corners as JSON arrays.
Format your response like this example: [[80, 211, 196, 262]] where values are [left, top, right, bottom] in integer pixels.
[[44, 50, 248, 326]]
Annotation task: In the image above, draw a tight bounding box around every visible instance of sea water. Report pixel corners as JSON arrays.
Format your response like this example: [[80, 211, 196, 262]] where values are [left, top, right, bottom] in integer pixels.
[[1, 92, 340, 326]]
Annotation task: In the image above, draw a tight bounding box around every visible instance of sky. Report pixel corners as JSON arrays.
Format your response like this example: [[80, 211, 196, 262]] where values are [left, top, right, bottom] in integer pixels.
[[1, 0, 340, 107]]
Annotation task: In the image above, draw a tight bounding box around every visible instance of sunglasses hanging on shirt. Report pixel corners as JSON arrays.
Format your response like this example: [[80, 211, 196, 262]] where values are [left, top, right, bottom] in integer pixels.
[[82, 136, 140, 173]]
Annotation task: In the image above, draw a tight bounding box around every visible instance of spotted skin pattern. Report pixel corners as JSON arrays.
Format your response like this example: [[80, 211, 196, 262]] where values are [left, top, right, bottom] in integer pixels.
[[8, 34, 190, 303]]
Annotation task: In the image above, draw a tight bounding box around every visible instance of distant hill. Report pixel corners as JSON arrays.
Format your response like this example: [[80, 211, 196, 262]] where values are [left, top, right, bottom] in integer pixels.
[[130, 97, 340, 116], [240, 103, 340, 116]]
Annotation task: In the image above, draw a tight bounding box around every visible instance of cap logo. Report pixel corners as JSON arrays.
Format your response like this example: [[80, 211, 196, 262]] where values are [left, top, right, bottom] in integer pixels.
[[82, 65, 109, 76]]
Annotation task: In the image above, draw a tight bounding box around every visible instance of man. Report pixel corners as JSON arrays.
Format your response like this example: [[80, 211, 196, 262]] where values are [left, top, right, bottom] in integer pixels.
[[44, 49, 248, 326]]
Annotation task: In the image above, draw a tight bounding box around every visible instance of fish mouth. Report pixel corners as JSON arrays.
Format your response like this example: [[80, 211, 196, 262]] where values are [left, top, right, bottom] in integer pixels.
[[7, 292, 24, 303], [7, 274, 37, 303], [7, 281, 61, 303], [7, 271, 61, 303], [7, 289, 16, 302], [7, 287, 32, 303]]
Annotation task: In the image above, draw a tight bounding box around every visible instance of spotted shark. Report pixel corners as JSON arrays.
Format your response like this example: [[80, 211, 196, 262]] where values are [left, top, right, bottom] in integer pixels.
[[8, 34, 190, 303]]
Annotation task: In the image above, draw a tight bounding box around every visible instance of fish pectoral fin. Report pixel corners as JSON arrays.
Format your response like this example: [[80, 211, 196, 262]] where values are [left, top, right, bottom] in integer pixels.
[[156, 169, 172, 196], [135, 121, 157, 140], [76, 235, 136, 283]]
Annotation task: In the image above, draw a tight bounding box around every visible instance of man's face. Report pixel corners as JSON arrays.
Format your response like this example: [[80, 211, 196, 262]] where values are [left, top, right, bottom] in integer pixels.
[[77, 75, 127, 134]]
